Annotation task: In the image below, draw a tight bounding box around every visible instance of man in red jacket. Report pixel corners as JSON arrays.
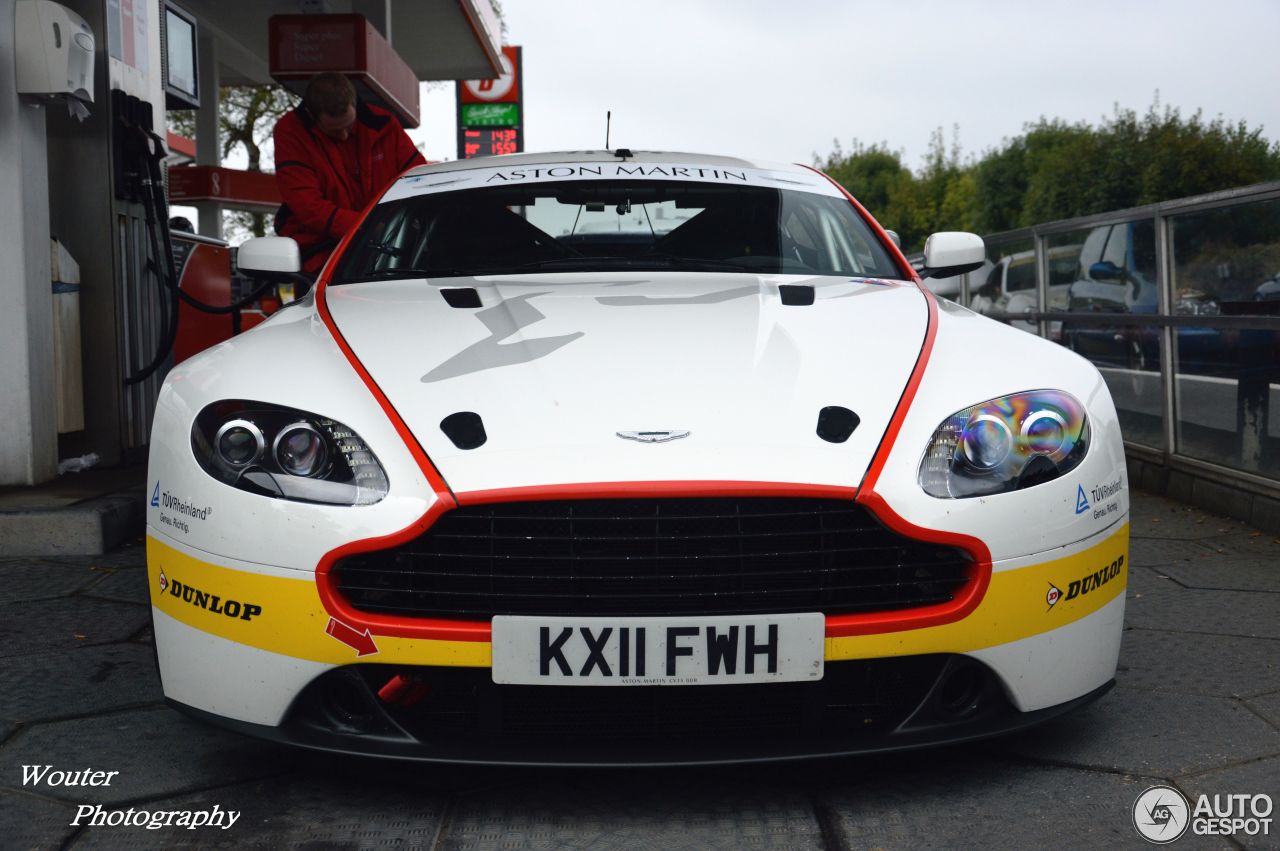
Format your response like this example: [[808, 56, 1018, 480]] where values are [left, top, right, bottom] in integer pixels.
[[272, 73, 425, 276]]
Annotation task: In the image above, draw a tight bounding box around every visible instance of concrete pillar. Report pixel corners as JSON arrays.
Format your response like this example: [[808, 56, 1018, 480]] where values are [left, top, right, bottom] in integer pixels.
[[0, 0, 58, 485], [195, 31, 223, 239]]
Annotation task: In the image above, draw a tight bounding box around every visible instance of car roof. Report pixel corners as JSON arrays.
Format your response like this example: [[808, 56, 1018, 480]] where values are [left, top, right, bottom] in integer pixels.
[[404, 150, 811, 178]]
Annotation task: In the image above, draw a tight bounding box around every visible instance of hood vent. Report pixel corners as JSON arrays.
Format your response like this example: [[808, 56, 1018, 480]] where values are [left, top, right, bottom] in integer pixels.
[[440, 412, 487, 449], [779, 285, 815, 306], [817, 406, 859, 443], [441, 288, 482, 308]]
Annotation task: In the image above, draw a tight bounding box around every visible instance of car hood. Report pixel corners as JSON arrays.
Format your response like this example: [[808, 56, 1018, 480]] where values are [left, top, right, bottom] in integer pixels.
[[324, 272, 928, 495]]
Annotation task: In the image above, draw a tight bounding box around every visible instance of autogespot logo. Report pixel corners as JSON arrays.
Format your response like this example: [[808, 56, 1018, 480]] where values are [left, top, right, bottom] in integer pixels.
[[1134, 786, 1190, 844]]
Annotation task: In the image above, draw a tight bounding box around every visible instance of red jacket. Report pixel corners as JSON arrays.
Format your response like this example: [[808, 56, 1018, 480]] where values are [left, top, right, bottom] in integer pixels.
[[272, 100, 425, 273]]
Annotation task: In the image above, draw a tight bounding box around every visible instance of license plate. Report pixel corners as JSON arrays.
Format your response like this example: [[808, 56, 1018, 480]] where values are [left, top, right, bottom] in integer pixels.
[[491, 613, 825, 686]]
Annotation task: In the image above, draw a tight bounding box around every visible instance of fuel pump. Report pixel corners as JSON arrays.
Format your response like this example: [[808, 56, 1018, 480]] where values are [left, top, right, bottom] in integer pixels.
[[112, 90, 295, 385]]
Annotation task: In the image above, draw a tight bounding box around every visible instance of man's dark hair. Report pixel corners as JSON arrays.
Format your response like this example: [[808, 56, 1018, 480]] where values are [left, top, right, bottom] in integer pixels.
[[303, 73, 356, 118]]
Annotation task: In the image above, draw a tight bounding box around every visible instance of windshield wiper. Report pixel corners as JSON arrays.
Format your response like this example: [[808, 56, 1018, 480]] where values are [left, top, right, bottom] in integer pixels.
[[634, 252, 754, 272], [344, 267, 472, 282], [503, 254, 753, 273], [505, 256, 641, 271]]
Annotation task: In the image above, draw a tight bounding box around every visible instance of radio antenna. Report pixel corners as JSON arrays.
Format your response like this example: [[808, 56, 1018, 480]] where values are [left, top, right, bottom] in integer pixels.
[[605, 111, 611, 150]]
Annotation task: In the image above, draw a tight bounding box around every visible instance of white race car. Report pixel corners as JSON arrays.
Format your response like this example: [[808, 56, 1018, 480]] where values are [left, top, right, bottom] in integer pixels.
[[147, 151, 1129, 764]]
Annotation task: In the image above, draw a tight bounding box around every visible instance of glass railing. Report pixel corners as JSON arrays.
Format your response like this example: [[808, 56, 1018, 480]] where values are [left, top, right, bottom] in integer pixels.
[[921, 180, 1280, 487]]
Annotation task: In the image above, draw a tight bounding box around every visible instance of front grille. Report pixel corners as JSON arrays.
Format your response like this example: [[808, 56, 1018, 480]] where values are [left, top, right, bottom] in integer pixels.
[[332, 498, 972, 619]]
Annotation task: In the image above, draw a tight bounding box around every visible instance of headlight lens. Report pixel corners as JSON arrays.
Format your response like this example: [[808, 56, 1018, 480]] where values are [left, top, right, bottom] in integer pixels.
[[215, 420, 264, 467], [918, 390, 1089, 498], [192, 401, 388, 505], [274, 423, 328, 477]]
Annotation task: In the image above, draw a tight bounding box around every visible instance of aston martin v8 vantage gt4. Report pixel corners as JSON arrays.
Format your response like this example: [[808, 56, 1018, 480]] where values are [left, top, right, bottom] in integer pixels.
[[147, 151, 1129, 765]]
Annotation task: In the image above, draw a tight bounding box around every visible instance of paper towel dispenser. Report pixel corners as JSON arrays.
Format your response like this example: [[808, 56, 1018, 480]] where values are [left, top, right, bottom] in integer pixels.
[[15, 0, 95, 104]]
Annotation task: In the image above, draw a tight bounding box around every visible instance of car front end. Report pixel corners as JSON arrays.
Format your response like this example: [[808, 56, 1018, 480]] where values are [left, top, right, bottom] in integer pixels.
[[147, 152, 1128, 765]]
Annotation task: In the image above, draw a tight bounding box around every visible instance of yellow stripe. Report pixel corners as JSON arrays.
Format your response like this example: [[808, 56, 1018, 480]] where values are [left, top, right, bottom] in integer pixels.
[[147, 537, 490, 666], [148, 523, 1127, 667], [828, 523, 1128, 659]]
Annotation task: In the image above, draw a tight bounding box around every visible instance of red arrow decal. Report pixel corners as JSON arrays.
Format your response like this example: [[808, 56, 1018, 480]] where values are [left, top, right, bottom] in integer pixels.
[[325, 617, 379, 657]]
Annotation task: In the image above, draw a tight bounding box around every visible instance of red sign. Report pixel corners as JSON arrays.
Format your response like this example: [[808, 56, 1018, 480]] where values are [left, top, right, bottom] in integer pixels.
[[268, 14, 421, 128], [167, 166, 280, 211], [459, 45, 521, 105]]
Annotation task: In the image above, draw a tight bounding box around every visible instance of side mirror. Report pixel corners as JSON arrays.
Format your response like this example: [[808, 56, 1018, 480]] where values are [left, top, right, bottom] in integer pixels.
[[237, 236, 300, 280], [883, 229, 902, 249], [1088, 260, 1125, 282], [920, 232, 985, 279]]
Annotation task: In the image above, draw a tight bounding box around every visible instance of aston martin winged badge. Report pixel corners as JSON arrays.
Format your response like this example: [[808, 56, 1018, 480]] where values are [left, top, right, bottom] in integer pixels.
[[616, 430, 691, 443]]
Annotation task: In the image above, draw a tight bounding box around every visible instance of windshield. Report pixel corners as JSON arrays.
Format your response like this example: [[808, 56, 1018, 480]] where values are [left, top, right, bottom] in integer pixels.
[[333, 180, 904, 282]]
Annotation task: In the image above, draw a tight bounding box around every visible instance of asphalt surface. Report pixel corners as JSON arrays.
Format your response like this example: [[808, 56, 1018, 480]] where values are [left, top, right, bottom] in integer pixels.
[[0, 489, 1276, 850]]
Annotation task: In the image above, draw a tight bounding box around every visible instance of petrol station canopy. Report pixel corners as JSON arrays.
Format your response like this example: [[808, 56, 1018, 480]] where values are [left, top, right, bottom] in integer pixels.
[[179, 0, 502, 87]]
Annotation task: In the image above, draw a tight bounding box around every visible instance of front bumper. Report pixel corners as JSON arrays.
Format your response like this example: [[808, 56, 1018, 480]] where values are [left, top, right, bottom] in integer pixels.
[[148, 517, 1127, 763]]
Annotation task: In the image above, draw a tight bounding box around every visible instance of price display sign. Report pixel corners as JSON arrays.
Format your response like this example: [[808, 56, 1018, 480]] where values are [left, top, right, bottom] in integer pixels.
[[461, 127, 521, 159], [456, 45, 523, 160]]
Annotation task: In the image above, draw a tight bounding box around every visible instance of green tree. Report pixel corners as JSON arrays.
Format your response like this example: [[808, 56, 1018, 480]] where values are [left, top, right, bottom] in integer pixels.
[[911, 127, 976, 243], [813, 139, 909, 217], [167, 85, 295, 241], [971, 135, 1028, 233], [817, 129, 978, 252], [1134, 105, 1280, 203], [820, 98, 1280, 247]]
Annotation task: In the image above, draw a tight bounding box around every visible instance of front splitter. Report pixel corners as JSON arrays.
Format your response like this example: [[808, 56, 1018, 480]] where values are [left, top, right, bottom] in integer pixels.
[[166, 666, 1114, 768]]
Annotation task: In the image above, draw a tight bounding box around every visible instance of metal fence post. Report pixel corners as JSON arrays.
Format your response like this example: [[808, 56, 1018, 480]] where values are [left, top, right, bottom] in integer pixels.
[[1035, 231, 1049, 340], [1155, 212, 1176, 458]]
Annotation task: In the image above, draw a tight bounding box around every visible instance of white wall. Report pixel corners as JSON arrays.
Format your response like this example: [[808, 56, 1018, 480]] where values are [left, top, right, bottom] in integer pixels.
[[0, 0, 57, 484]]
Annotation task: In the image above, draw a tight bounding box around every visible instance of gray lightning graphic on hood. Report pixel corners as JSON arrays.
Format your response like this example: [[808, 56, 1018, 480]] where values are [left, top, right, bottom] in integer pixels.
[[420, 292, 584, 384], [594, 285, 759, 307]]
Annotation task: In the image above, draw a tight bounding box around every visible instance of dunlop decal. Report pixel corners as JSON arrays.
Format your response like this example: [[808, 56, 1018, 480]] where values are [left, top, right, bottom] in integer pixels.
[[158, 571, 262, 621], [146, 537, 489, 667], [149, 524, 1128, 668]]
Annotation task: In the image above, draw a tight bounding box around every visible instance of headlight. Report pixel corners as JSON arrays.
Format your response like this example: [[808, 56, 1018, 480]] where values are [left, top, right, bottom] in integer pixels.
[[274, 423, 328, 477], [192, 401, 389, 505], [918, 390, 1089, 498], [214, 420, 264, 467]]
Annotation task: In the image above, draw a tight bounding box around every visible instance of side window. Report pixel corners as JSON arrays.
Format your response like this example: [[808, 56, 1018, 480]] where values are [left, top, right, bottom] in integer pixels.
[[1130, 220, 1157, 282], [1048, 250, 1081, 288], [782, 208, 819, 252], [1101, 225, 1127, 270], [1006, 257, 1036, 292], [1078, 226, 1111, 277], [973, 263, 1001, 300], [779, 195, 889, 275], [360, 206, 428, 272], [817, 206, 863, 273]]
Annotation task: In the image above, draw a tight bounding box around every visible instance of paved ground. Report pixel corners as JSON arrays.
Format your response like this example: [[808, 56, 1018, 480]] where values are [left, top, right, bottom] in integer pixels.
[[0, 489, 1276, 850]]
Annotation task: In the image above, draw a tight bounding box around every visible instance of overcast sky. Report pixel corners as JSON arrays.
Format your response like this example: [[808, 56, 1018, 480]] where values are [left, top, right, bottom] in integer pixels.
[[407, 0, 1280, 170]]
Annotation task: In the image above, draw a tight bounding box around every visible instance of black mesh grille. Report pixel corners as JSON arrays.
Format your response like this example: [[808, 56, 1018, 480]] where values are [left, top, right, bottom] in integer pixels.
[[332, 498, 972, 619]]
